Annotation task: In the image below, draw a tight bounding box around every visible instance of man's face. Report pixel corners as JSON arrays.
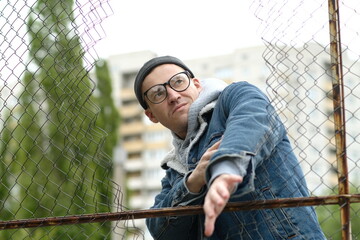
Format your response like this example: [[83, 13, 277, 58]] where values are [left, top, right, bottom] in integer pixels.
[[142, 64, 202, 139]]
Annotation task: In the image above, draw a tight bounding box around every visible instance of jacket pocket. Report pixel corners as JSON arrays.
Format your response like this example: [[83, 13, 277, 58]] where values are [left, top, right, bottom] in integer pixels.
[[259, 186, 303, 239]]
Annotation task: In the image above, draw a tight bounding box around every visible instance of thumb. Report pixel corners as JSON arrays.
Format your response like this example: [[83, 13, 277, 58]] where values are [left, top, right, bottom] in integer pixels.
[[224, 175, 243, 193]]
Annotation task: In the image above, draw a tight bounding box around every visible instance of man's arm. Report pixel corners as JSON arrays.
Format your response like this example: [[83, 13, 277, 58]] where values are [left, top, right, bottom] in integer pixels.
[[202, 82, 285, 237]]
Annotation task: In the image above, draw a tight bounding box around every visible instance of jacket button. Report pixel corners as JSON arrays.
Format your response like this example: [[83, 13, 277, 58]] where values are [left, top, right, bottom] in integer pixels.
[[192, 158, 197, 163]]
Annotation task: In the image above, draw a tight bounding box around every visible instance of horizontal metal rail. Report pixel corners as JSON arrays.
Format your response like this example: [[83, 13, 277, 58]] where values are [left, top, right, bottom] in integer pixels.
[[1, 194, 359, 230]]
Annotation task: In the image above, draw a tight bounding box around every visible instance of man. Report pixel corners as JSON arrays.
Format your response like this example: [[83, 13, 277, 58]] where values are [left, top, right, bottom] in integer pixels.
[[134, 56, 325, 239]]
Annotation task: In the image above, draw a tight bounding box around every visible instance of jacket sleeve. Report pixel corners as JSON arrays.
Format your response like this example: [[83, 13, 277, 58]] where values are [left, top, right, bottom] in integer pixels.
[[205, 82, 286, 196], [146, 169, 205, 239]]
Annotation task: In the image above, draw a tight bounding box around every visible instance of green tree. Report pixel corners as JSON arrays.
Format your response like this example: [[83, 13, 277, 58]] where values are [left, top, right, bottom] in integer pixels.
[[316, 186, 360, 239], [0, 71, 48, 239], [91, 59, 121, 237], [94, 60, 121, 159], [0, 1, 120, 239]]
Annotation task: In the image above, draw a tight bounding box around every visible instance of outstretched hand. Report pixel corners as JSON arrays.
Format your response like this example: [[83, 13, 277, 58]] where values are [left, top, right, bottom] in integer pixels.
[[204, 174, 243, 237]]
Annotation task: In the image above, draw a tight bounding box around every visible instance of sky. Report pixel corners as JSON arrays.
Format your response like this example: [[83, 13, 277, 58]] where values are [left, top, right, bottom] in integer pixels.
[[0, 0, 263, 90], [90, 0, 360, 62], [1, 0, 358, 72], [92, 0, 263, 60]]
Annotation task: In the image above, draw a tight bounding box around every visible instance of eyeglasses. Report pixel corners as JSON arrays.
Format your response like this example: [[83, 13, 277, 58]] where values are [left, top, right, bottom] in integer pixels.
[[143, 71, 191, 105]]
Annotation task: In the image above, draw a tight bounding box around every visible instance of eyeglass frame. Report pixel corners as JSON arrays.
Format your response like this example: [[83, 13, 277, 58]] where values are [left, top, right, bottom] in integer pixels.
[[143, 71, 192, 106]]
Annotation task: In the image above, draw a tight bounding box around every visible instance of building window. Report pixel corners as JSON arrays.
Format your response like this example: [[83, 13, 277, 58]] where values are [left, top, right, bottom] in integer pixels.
[[144, 149, 167, 163], [144, 131, 169, 142], [122, 72, 137, 89], [215, 67, 233, 79]]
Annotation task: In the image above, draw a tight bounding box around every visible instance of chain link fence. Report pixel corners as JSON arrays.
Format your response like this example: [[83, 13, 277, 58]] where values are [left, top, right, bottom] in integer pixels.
[[0, 0, 141, 239], [251, 0, 360, 239], [0, 0, 359, 240]]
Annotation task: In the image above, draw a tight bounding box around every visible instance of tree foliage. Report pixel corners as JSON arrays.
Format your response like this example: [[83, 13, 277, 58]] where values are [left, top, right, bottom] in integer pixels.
[[316, 185, 360, 239]]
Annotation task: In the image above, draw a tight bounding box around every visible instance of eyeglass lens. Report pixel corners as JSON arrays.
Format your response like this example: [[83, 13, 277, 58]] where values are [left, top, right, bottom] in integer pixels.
[[145, 72, 190, 104]]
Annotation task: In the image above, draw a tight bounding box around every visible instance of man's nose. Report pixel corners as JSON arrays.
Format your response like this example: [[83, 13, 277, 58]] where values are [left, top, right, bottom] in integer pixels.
[[166, 86, 181, 103]]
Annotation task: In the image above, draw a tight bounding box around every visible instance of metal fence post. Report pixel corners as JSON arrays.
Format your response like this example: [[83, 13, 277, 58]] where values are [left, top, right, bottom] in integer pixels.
[[327, 0, 351, 239]]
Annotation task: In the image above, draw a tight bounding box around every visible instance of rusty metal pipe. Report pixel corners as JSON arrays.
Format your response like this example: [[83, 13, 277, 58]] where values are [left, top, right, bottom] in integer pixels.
[[327, 0, 350, 239], [1, 195, 359, 230]]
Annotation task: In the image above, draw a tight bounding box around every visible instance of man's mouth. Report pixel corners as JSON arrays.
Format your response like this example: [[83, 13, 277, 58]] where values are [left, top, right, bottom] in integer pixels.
[[173, 103, 187, 114]]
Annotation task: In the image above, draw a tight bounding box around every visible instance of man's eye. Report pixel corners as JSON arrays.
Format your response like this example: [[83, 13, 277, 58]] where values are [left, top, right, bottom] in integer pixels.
[[154, 91, 165, 97], [175, 79, 184, 84], [150, 89, 165, 101], [172, 78, 185, 87]]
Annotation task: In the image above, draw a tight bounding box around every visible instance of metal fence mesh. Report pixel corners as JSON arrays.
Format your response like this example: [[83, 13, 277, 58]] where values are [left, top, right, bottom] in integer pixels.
[[251, 0, 360, 239], [0, 0, 141, 239], [0, 0, 359, 239]]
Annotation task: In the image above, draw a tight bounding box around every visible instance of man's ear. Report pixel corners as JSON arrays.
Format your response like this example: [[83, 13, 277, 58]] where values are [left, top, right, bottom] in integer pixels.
[[192, 78, 202, 91], [144, 109, 159, 123]]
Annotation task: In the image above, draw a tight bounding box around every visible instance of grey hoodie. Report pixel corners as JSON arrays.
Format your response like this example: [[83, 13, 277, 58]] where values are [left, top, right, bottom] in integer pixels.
[[161, 78, 228, 174]]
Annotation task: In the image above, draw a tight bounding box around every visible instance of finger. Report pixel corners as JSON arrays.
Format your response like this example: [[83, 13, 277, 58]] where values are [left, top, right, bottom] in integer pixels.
[[205, 187, 224, 210], [220, 174, 243, 184], [204, 195, 217, 237], [206, 187, 228, 218], [208, 139, 222, 150], [213, 188, 227, 207], [204, 190, 226, 237], [201, 140, 221, 160], [227, 175, 243, 186], [220, 175, 243, 193], [230, 175, 243, 181], [204, 214, 216, 237], [217, 185, 231, 200]]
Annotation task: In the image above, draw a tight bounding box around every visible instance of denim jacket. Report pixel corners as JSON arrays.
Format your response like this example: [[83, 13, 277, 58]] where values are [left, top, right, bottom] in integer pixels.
[[146, 82, 325, 240]]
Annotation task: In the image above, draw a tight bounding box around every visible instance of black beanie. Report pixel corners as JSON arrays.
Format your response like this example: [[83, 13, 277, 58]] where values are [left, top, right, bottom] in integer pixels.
[[134, 56, 194, 109]]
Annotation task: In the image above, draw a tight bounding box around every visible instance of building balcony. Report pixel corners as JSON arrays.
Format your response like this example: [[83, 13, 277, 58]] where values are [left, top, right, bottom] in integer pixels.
[[120, 121, 145, 135], [120, 88, 136, 101], [122, 140, 145, 153], [128, 195, 151, 209], [127, 177, 143, 190], [144, 178, 161, 189], [124, 158, 143, 172], [127, 176, 162, 197], [120, 103, 142, 118]]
